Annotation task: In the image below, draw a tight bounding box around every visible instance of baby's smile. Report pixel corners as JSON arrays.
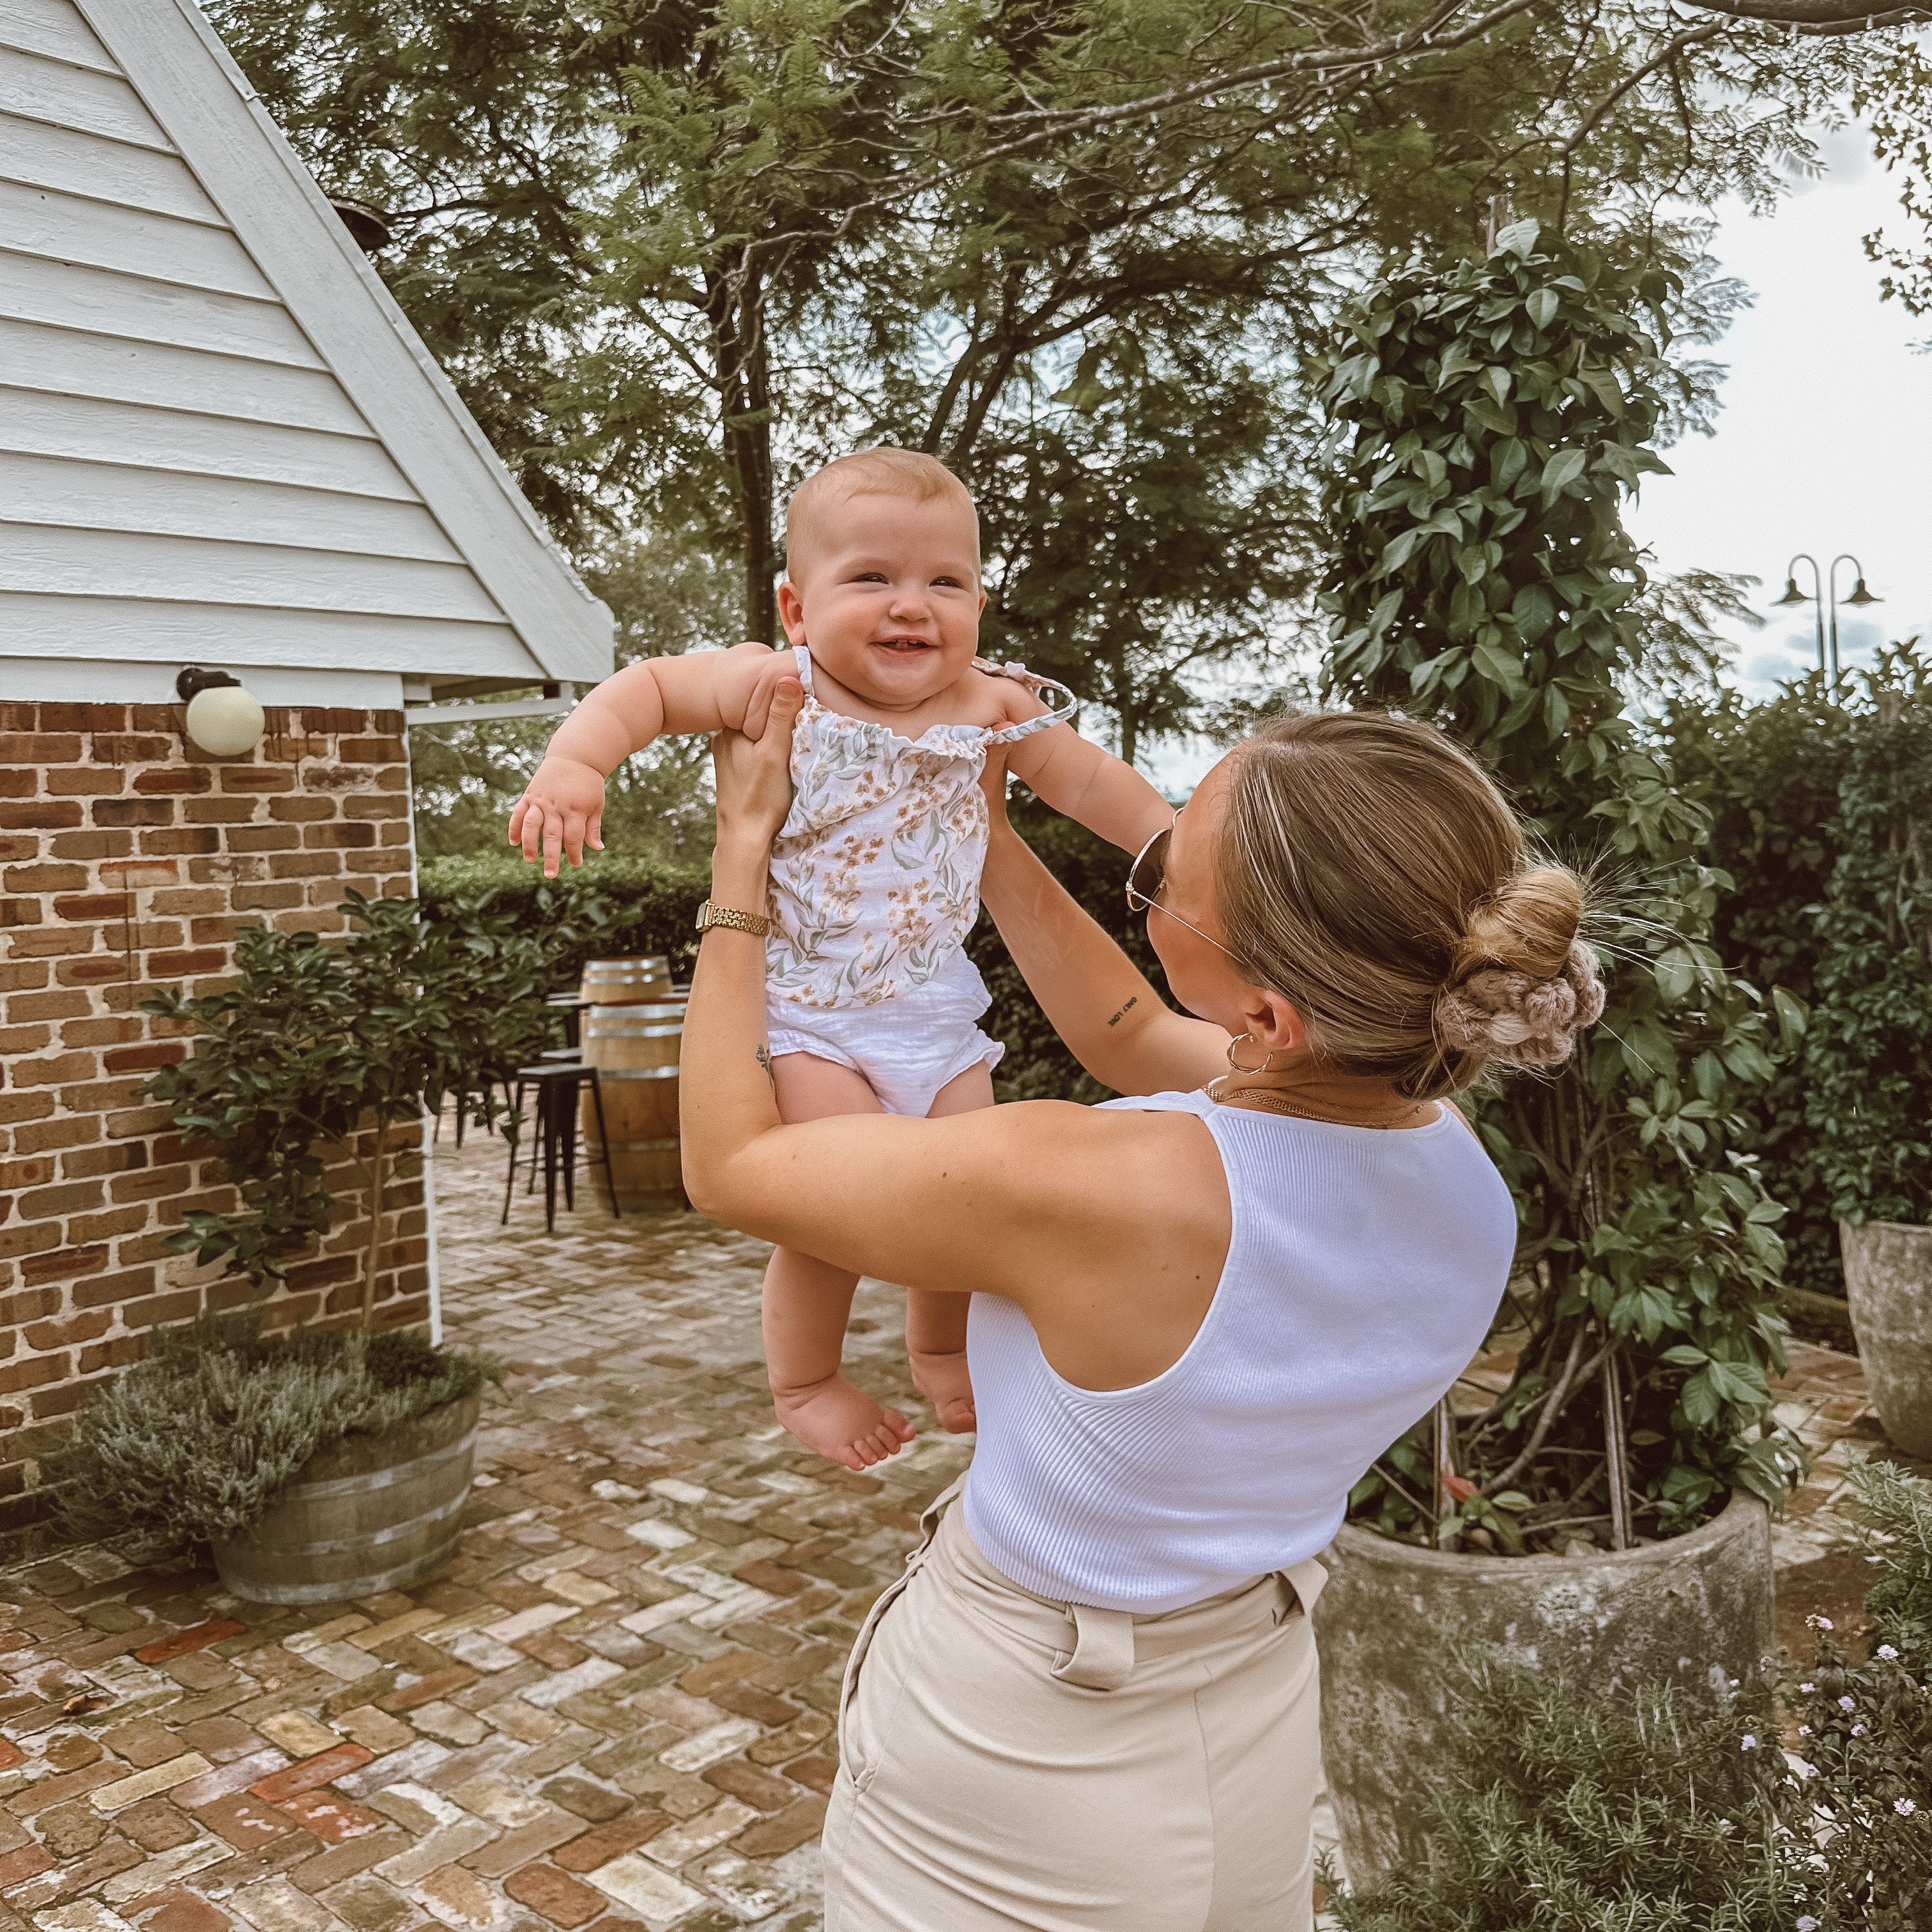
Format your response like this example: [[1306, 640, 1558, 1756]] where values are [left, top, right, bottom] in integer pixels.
[[871, 634, 939, 655]]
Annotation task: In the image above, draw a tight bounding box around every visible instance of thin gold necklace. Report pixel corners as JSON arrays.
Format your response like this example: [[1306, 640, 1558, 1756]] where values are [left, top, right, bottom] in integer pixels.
[[1208, 1078, 1416, 1130]]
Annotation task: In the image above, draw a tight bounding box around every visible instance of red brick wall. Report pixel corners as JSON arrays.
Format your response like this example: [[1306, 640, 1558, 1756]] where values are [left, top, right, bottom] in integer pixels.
[[0, 702, 431, 1560]]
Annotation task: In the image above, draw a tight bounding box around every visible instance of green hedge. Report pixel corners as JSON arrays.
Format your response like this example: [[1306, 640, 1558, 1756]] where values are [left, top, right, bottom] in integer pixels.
[[1664, 645, 1932, 1295], [418, 852, 710, 992]]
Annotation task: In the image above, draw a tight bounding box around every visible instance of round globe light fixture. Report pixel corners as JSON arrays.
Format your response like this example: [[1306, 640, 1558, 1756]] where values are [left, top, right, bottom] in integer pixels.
[[176, 666, 265, 757]]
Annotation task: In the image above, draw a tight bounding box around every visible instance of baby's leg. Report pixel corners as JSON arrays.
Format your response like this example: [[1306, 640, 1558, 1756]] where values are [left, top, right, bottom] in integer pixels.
[[763, 1054, 916, 1472], [904, 1061, 995, 1436]]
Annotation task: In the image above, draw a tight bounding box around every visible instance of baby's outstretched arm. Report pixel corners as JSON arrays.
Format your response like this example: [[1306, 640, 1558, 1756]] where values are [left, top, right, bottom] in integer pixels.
[[1004, 720, 1172, 855], [510, 643, 789, 875]]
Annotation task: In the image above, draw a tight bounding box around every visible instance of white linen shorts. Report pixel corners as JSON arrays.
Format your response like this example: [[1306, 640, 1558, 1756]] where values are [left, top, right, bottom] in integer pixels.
[[767, 948, 1006, 1118]]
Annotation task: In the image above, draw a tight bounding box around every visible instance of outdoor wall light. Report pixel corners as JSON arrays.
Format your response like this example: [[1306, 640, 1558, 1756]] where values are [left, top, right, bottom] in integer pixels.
[[176, 666, 266, 756]]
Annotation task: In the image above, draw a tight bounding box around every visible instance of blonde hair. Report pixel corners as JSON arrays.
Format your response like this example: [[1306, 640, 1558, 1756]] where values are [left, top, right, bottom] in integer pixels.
[[1217, 710, 1604, 1100], [784, 448, 978, 580]]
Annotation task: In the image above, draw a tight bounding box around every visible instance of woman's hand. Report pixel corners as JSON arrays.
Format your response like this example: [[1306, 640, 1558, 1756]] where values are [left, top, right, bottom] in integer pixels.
[[711, 674, 803, 850]]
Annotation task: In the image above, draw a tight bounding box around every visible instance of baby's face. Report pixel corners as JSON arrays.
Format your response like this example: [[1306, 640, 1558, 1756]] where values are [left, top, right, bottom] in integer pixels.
[[778, 491, 985, 710]]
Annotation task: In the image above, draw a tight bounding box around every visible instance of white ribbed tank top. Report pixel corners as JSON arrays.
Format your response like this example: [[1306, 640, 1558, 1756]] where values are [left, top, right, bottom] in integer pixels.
[[962, 1089, 1517, 1613]]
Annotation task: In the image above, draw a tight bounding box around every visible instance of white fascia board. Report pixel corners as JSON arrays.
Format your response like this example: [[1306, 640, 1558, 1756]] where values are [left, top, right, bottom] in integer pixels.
[[6, 656, 404, 707], [73, 0, 616, 689]]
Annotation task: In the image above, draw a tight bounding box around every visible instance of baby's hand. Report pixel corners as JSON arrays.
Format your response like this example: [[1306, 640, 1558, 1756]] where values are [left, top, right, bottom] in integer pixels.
[[739, 649, 799, 743], [509, 756, 606, 877]]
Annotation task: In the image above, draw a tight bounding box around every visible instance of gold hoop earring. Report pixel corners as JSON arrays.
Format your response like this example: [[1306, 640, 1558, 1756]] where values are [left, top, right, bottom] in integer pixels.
[[1226, 1032, 1279, 1076]]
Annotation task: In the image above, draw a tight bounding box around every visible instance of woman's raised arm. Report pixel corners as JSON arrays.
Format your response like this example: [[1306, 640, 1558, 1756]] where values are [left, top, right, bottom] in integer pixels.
[[977, 799, 1226, 1098]]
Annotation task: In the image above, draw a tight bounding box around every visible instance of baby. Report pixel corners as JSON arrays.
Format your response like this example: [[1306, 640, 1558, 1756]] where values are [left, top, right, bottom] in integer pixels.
[[509, 448, 1170, 1469]]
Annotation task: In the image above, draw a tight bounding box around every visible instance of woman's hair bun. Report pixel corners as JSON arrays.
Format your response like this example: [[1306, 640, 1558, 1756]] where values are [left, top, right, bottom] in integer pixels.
[[1436, 868, 1605, 1070]]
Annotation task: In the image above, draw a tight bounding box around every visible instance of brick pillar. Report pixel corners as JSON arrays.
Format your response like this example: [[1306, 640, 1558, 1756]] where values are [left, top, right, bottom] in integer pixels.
[[0, 702, 431, 1561]]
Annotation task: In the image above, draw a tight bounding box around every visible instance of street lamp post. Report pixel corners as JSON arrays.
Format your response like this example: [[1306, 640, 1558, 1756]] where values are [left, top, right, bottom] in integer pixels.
[[1772, 554, 1824, 673], [1771, 553, 1881, 684]]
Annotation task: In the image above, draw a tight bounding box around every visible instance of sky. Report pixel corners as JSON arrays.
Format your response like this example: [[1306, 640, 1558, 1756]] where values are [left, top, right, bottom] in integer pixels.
[[1625, 123, 1932, 697], [1140, 118, 1931, 792]]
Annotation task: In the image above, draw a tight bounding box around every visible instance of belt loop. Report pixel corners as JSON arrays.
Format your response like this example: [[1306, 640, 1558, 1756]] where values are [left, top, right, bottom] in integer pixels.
[[1052, 1603, 1135, 1691], [916, 1472, 967, 1544], [1277, 1556, 1330, 1624]]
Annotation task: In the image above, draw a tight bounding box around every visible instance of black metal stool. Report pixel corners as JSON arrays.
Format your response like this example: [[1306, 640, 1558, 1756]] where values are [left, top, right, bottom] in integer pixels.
[[547, 993, 594, 1050], [502, 1062, 620, 1232]]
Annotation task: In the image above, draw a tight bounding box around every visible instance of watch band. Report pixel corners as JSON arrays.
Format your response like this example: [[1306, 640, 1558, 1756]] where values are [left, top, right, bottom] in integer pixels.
[[695, 900, 770, 938]]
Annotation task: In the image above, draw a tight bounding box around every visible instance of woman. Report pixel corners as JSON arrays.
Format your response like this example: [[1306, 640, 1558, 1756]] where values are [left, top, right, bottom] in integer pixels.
[[682, 679, 1604, 1931]]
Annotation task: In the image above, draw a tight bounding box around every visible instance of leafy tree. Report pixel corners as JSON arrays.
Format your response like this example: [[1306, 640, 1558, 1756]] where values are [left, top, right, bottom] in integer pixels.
[[206, 0, 1871, 754], [1315, 219, 1804, 1552], [143, 891, 584, 1319]]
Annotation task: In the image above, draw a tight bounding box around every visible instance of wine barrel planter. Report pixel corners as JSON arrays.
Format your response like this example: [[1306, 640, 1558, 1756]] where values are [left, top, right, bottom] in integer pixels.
[[209, 1392, 481, 1604], [581, 997, 686, 1209], [579, 956, 671, 1005], [1313, 1487, 1774, 1881], [1841, 1218, 1932, 1457]]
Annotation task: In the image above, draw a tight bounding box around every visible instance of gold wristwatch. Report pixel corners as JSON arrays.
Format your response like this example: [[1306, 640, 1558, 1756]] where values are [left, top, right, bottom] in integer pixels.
[[694, 900, 770, 937]]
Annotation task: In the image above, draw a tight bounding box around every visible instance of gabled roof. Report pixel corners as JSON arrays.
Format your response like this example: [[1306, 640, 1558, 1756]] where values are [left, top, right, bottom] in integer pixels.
[[0, 0, 614, 695]]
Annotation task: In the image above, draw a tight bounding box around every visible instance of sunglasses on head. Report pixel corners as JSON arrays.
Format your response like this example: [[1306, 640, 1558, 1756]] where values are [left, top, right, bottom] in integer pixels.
[[1125, 813, 1236, 959]]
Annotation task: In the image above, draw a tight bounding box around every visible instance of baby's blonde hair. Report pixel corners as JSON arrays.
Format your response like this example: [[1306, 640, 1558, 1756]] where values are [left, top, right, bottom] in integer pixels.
[[784, 448, 979, 580]]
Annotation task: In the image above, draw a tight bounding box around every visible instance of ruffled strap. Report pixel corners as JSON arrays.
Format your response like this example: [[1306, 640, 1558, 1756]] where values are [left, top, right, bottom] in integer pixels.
[[977, 659, 1078, 745], [792, 643, 816, 694]]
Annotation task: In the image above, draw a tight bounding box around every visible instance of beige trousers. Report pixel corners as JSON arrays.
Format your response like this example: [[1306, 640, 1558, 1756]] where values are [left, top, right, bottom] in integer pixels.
[[821, 1479, 1328, 1931]]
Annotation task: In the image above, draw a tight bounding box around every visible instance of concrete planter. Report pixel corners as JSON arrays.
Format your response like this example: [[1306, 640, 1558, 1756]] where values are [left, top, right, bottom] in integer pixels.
[[1313, 1488, 1774, 1881], [210, 1392, 480, 1604], [1840, 1219, 1932, 1457]]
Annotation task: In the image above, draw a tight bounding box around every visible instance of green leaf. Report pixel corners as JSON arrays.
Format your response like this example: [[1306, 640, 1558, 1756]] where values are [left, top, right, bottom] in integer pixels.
[[1654, 948, 1697, 1002], [1579, 367, 1625, 417], [1494, 217, 1541, 258], [1539, 447, 1586, 502], [1771, 986, 1809, 1046], [1471, 636, 1528, 694]]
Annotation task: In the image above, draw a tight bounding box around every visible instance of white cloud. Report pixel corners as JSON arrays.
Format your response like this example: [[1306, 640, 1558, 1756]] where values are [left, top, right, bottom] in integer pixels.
[[1627, 123, 1932, 700]]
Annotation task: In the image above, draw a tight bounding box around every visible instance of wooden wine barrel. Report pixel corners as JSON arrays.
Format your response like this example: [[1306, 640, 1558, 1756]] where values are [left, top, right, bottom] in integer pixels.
[[582, 997, 686, 1208], [209, 1393, 480, 1604], [579, 955, 671, 1005]]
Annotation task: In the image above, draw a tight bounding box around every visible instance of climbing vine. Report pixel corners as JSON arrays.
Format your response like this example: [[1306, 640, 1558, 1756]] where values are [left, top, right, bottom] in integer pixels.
[[1315, 220, 1803, 1552]]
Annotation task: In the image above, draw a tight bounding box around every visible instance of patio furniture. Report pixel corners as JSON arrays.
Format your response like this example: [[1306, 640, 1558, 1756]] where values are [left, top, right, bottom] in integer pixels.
[[546, 993, 594, 1050], [502, 1062, 620, 1232], [582, 996, 688, 1209], [579, 956, 672, 1004]]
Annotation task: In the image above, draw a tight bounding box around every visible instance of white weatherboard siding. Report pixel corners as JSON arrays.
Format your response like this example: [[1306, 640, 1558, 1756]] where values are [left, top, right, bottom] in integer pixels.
[[0, 0, 613, 700]]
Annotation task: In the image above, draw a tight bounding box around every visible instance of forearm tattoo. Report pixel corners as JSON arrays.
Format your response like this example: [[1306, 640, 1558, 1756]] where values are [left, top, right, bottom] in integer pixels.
[[1106, 995, 1139, 1027]]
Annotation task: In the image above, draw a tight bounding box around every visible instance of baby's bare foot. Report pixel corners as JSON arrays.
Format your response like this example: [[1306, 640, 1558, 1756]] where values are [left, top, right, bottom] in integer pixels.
[[773, 1376, 915, 1471], [908, 1348, 977, 1435]]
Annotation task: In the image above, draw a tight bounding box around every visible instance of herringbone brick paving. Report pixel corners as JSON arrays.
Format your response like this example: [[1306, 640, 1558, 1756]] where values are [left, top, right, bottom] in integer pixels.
[[0, 1116, 1897, 1930], [0, 1126, 974, 1931]]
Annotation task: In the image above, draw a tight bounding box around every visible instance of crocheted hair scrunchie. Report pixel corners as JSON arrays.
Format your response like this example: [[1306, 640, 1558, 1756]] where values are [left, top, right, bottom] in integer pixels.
[[1434, 940, 1607, 1068]]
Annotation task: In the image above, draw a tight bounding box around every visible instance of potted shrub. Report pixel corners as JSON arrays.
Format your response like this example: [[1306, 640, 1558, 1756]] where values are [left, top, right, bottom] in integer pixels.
[[43, 892, 533, 1599], [1322, 1454, 1932, 1929], [49, 1317, 501, 1604], [1308, 220, 1804, 1877]]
